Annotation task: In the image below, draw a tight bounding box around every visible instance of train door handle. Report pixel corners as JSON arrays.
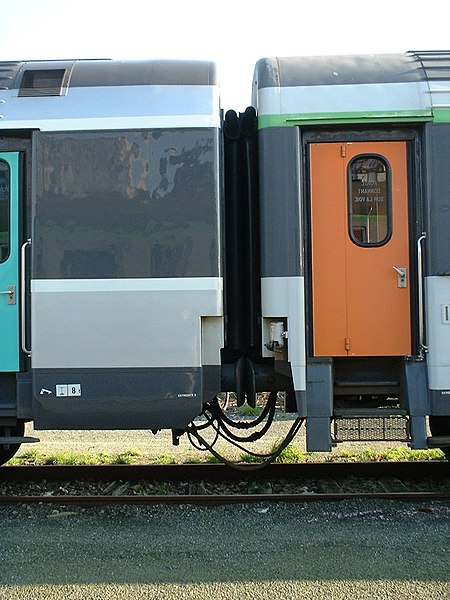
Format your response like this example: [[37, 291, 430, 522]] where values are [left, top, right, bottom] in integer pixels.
[[417, 233, 428, 350], [0, 285, 16, 304], [21, 238, 31, 357], [393, 266, 407, 288]]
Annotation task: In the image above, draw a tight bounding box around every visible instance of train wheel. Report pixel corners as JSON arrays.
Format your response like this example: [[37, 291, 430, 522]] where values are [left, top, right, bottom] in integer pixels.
[[429, 416, 450, 460], [0, 421, 24, 466]]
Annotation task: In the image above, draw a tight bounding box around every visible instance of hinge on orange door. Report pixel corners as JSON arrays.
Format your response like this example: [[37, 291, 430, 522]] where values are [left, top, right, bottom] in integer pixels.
[[344, 337, 351, 351], [340, 145, 346, 158]]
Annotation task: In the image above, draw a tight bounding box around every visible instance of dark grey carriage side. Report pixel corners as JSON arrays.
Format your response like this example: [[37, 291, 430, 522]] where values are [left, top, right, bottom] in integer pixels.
[[425, 122, 450, 420], [31, 127, 221, 429]]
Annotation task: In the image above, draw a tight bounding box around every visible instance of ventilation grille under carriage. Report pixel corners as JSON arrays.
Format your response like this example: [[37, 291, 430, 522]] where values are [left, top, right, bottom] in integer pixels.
[[334, 416, 409, 442]]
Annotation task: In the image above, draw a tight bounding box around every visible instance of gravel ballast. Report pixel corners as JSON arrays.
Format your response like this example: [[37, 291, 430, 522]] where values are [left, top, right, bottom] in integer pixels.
[[2, 422, 449, 599], [0, 500, 449, 599]]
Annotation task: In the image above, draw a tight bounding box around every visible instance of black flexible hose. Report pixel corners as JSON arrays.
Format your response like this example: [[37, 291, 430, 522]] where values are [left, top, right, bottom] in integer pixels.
[[206, 391, 278, 430], [205, 396, 277, 444], [186, 417, 304, 471]]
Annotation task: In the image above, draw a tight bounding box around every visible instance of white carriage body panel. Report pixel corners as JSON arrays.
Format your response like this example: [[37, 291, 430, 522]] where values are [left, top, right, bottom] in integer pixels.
[[31, 277, 223, 369], [426, 276, 450, 389]]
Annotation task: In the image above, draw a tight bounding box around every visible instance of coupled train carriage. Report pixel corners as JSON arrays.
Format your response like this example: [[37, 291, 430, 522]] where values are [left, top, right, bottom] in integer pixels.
[[0, 51, 450, 464]]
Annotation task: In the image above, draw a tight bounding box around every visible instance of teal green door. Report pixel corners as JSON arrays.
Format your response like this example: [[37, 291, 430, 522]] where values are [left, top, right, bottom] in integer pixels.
[[0, 153, 19, 371]]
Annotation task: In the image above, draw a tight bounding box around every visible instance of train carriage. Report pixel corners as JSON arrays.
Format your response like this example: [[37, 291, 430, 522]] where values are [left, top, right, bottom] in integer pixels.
[[253, 51, 450, 453], [0, 59, 224, 462], [0, 51, 449, 464]]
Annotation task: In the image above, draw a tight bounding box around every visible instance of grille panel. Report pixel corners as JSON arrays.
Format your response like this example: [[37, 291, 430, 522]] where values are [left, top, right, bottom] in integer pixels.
[[334, 416, 409, 442]]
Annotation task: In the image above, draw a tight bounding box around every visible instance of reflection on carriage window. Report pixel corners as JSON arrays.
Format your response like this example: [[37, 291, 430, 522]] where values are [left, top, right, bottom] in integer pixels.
[[348, 155, 391, 246], [35, 130, 219, 279], [0, 161, 10, 263]]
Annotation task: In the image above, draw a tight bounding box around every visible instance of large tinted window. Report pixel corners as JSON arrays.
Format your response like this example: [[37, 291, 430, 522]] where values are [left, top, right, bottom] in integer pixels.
[[348, 154, 391, 246], [34, 130, 219, 278], [0, 161, 10, 263]]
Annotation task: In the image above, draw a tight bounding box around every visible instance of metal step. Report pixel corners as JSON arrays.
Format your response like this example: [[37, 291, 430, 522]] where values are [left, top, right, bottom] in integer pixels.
[[334, 383, 400, 396], [335, 380, 399, 387], [335, 408, 407, 417]]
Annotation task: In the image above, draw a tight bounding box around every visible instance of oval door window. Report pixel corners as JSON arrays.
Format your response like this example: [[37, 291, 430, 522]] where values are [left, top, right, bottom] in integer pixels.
[[0, 160, 10, 263], [348, 154, 392, 246]]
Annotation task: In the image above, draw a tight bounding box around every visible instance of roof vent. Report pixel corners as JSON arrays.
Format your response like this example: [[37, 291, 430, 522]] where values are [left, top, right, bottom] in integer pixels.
[[19, 69, 66, 97]]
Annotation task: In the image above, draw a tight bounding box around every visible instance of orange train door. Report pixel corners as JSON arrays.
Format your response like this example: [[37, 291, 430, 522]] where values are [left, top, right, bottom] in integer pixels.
[[310, 141, 411, 357]]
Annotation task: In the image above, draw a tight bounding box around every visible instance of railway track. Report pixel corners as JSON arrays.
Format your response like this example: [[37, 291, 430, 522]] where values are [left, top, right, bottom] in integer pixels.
[[0, 461, 449, 505]]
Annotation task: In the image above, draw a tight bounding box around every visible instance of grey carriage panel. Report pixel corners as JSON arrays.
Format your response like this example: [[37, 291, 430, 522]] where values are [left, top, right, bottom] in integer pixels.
[[33, 129, 220, 279], [5, 59, 217, 91], [258, 127, 302, 278], [67, 60, 217, 88], [32, 367, 204, 430], [254, 53, 427, 89], [0, 60, 220, 131], [427, 123, 450, 276], [30, 279, 223, 369]]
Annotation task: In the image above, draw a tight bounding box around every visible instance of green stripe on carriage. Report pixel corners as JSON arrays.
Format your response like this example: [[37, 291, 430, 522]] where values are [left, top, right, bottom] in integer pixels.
[[432, 108, 450, 122], [258, 110, 432, 128]]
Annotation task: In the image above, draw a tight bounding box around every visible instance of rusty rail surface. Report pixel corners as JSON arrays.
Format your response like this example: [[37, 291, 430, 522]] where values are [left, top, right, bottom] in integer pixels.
[[0, 461, 449, 505]]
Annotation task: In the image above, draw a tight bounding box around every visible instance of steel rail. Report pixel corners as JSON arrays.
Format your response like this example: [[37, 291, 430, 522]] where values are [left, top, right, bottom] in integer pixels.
[[0, 461, 449, 505], [0, 491, 449, 506]]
